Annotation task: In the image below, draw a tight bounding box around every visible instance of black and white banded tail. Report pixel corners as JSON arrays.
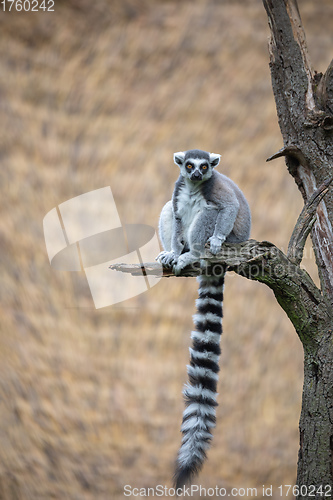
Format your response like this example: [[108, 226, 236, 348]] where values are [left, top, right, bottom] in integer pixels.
[[174, 272, 225, 489]]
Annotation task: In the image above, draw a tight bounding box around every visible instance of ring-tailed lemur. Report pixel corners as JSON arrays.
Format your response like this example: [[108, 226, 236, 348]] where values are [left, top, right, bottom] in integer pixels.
[[156, 149, 251, 488]]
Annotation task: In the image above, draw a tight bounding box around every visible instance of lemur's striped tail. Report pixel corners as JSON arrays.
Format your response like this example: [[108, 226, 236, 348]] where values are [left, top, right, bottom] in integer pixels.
[[174, 272, 225, 489]]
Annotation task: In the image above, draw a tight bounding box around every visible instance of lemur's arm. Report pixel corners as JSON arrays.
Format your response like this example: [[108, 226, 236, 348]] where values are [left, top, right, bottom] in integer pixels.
[[208, 198, 239, 254]]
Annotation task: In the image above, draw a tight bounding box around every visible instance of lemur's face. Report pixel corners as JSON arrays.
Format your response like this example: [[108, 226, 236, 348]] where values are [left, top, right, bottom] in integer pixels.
[[183, 158, 212, 182], [174, 149, 221, 182]]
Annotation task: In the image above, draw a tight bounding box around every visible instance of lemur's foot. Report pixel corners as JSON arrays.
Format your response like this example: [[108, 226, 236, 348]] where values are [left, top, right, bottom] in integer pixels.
[[173, 252, 198, 276], [156, 250, 177, 267]]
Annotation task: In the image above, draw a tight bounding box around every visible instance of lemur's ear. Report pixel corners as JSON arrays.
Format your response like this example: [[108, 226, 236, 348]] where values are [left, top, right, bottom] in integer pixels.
[[174, 152, 185, 167], [209, 153, 221, 168]]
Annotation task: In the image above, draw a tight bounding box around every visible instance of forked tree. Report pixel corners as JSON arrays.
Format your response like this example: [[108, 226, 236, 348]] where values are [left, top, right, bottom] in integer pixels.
[[261, 0, 333, 493], [112, 0, 333, 494]]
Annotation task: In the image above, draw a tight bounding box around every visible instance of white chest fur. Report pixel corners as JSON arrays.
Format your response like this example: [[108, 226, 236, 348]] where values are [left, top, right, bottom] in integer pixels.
[[177, 183, 207, 240]]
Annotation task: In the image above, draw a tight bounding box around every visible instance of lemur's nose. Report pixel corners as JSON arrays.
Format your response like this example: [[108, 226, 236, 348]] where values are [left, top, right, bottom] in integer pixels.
[[191, 171, 202, 181]]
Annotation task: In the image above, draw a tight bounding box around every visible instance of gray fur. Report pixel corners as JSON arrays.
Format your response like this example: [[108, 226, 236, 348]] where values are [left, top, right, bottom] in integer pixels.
[[157, 149, 251, 274]]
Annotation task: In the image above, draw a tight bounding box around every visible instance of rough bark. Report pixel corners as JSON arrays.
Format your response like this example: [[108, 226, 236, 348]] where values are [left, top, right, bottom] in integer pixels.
[[263, 0, 333, 303], [287, 177, 333, 266], [262, 0, 333, 496]]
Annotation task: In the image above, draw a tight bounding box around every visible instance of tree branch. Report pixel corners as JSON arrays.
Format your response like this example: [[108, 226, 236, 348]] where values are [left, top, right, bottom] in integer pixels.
[[287, 177, 333, 265], [266, 145, 309, 167], [109, 239, 329, 350], [315, 59, 333, 117]]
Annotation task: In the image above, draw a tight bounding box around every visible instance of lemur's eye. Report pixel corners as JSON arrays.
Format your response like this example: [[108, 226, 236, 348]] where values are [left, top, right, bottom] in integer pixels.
[[186, 164, 193, 169], [202, 165, 208, 170]]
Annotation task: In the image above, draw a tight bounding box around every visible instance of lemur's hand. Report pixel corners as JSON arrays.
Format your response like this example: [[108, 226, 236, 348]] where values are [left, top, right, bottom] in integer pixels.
[[207, 235, 225, 255], [156, 250, 177, 267]]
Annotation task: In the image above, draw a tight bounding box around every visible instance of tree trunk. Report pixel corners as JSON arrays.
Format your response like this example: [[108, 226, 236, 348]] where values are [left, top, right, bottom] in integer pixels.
[[262, 0, 333, 496]]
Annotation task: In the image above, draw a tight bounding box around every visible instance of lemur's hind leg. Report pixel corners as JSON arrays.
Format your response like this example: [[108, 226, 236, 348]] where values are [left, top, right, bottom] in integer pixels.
[[158, 201, 173, 250], [156, 201, 177, 267], [173, 210, 217, 275]]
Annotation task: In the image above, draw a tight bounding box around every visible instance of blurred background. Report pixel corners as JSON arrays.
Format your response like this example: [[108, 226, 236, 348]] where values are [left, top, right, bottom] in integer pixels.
[[0, 0, 332, 498]]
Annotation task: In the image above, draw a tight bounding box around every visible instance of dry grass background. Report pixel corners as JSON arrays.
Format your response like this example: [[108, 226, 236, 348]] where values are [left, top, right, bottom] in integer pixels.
[[0, 0, 332, 498]]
